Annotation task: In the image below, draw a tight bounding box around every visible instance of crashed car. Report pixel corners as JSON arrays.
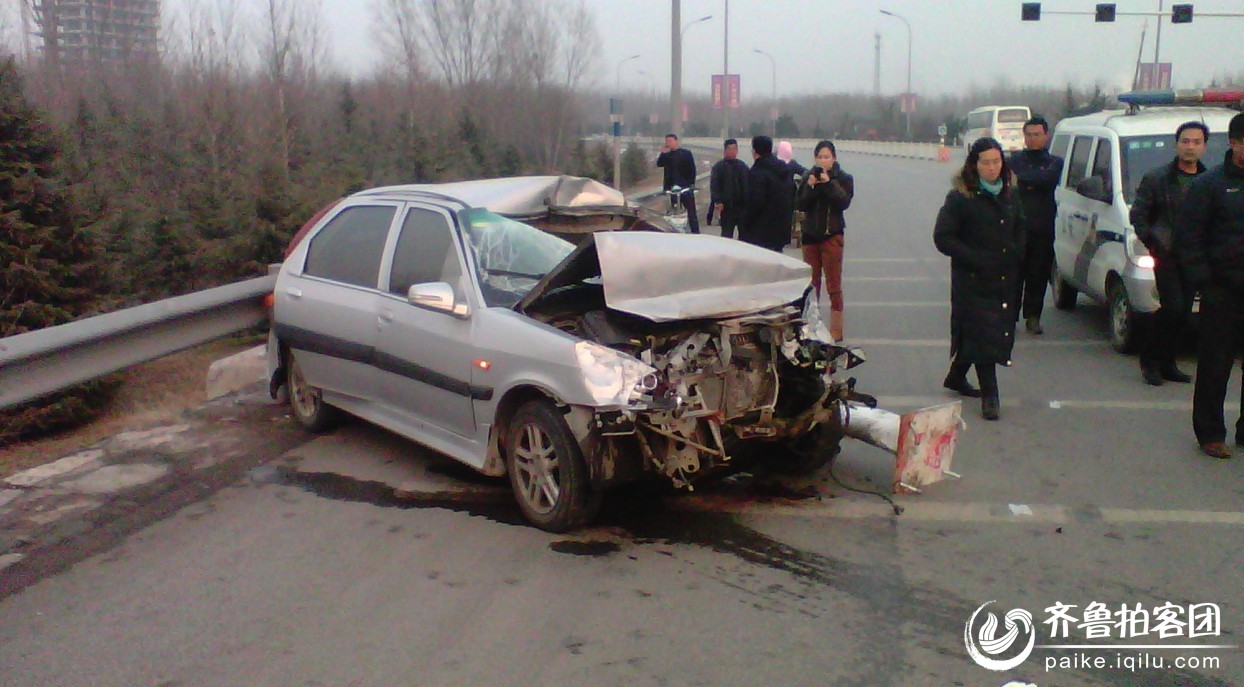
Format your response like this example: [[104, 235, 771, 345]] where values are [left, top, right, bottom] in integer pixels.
[[268, 175, 951, 531]]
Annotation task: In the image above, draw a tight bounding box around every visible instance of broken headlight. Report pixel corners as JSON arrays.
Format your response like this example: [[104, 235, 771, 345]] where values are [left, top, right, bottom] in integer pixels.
[[574, 341, 660, 407]]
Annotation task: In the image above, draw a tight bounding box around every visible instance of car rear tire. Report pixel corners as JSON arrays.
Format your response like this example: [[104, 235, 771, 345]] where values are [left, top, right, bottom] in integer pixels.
[[287, 351, 340, 432], [1051, 265, 1078, 311], [1108, 279, 1140, 354], [506, 400, 602, 532]]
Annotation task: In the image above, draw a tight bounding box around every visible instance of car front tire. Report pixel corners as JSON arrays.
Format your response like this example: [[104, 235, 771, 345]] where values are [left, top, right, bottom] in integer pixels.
[[287, 351, 340, 432], [506, 400, 602, 532], [1108, 279, 1139, 354]]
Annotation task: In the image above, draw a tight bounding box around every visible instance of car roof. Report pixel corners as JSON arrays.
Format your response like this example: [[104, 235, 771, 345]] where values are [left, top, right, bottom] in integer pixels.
[[1055, 106, 1238, 136], [351, 175, 629, 219]]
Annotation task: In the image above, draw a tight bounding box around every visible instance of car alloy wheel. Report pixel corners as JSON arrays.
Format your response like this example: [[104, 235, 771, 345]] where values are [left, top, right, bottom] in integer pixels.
[[506, 400, 601, 532]]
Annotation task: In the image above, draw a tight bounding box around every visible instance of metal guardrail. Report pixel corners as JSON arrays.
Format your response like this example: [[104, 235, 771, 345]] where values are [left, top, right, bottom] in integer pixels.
[[0, 275, 276, 410]]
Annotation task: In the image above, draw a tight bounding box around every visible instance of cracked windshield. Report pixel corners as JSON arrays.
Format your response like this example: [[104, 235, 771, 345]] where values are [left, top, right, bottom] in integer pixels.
[[460, 208, 575, 308]]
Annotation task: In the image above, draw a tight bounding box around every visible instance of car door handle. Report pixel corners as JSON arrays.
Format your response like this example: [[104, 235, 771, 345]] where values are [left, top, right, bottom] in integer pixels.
[[1070, 213, 1088, 221], [285, 287, 303, 299], [379, 311, 394, 323]]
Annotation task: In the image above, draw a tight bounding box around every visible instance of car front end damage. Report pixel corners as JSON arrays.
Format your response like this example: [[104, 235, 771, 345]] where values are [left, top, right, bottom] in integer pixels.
[[542, 295, 878, 489]]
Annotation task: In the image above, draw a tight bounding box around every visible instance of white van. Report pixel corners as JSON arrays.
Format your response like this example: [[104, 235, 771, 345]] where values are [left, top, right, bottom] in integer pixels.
[[1049, 95, 1236, 352], [964, 105, 1031, 152]]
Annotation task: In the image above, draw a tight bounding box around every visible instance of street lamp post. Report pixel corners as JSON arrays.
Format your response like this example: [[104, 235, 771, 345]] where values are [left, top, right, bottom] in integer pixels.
[[614, 53, 640, 191], [880, 9, 912, 139], [754, 48, 776, 137], [671, 5, 713, 137]]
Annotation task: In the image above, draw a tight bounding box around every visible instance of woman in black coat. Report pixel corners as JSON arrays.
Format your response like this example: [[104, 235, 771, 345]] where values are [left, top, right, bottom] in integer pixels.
[[933, 137, 1025, 420]]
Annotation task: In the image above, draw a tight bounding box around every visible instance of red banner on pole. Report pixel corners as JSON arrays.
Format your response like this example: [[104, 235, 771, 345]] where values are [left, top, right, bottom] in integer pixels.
[[711, 75, 724, 109], [727, 74, 741, 109]]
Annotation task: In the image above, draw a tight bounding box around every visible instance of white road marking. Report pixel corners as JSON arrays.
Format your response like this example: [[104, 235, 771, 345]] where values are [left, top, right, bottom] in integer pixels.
[[851, 301, 948, 307], [671, 497, 1244, 527], [1049, 399, 1241, 411], [853, 338, 1105, 348], [849, 257, 944, 263], [843, 276, 949, 282]]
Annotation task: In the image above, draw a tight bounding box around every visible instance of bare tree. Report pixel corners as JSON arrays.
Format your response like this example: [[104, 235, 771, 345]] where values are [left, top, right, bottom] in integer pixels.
[[415, 0, 506, 90], [258, 0, 326, 182]]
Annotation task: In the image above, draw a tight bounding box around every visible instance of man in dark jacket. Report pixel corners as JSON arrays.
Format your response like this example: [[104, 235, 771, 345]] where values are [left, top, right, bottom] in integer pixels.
[[1131, 121, 1208, 386], [710, 139, 749, 239], [656, 133, 700, 233], [740, 135, 794, 251], [1176, 113, 1244, 460], [1008, 116, 1063, 335]]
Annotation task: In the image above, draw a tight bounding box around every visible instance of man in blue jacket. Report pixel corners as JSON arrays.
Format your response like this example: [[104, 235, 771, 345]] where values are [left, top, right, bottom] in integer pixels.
[[656, 133, 700, 233], [1177, 113, 1244, 460], [1008, 116, 1063, 335]]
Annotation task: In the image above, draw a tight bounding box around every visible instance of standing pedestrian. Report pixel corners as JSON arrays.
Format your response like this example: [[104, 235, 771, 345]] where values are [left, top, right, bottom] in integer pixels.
[[740, 135, 795, 252], [778, 140, 808, 246], [1131, 121, 1209, 386], [934, 137, 1025, 421], [796, 140, 854, 342], [1175, 113, 1244, 460], [657, 133, 700, 234], [1009, 116, 1063, 335], [710, 138, 749, 239]]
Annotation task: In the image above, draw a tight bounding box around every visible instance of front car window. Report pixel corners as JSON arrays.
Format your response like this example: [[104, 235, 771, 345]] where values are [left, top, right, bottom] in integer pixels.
[[1120, 134, 1231, 203], [459, 209, 575, 308], [1091, 138, 1114, 198], [389, 207, 464, 300]]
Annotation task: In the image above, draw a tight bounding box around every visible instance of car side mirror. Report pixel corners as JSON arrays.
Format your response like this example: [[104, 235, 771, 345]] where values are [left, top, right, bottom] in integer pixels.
[[1075, 176, 1112, 204], [408, 282, 470, 318]]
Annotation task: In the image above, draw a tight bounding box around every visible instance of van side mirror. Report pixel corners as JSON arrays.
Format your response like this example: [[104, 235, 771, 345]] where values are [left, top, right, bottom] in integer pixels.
[[408, 282, 470, 318], [1075, 176, 1112, 204]]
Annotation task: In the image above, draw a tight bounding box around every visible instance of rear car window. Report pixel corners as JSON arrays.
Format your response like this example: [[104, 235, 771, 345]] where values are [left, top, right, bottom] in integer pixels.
[[304, 205, 396, 288], [1050, 132, 1071, 161]]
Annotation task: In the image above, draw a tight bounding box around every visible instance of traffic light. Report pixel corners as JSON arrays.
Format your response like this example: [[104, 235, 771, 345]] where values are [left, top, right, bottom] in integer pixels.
[[1095, 3, 1117, 22], [1172, 4, 1193, 23], [1021, 2, 1041, 21]]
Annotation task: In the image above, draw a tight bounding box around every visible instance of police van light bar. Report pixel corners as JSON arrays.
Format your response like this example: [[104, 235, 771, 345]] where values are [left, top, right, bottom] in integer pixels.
[[1117, 89, 1244, 107]]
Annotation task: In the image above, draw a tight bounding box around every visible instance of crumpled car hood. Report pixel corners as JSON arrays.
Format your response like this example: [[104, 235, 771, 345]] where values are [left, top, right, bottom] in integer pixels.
[[519, 232, 812, 322], [362, 175, 629, 221]]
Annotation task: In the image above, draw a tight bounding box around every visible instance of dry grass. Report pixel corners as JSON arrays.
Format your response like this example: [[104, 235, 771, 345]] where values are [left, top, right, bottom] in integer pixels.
[[0, 337, 258, 479]]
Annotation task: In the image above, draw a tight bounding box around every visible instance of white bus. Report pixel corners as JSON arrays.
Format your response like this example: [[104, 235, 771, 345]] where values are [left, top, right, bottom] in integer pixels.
[[963, 105, 1031, 152]]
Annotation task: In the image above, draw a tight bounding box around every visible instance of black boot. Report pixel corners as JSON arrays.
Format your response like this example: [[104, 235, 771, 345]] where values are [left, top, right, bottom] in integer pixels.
[[981, 395, 1000, 421], [1160, 363, 1192, 383], [943, 360, 981, 397], [1141, 360, 1164, 386]]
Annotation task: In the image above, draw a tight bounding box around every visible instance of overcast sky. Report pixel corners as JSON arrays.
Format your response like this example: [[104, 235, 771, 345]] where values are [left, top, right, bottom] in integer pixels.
[[35, 0, 1244, 99]]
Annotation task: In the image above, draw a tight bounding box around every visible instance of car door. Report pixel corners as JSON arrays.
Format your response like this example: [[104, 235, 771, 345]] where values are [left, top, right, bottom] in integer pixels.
[[1082, 136, 1120, 294], [277, 202, 400, 403], [372, 204, 479, 439], [1059, 135, 1099, 296]]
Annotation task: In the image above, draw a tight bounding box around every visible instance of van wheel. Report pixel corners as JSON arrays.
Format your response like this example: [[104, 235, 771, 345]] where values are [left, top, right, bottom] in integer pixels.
[[1051, 265, 1078, 310], [506, 400, 602, 532], [1108, 280, 1140, 354], [287, 351, 340, 432]]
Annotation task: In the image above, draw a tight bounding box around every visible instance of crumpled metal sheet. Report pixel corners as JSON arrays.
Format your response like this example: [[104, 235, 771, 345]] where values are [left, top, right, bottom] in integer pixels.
[[363, 176, 628, 220], [594, 232, 812, 322]]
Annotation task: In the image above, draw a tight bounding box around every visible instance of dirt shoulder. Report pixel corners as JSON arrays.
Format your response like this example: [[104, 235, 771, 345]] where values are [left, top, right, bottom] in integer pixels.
[[0, 336, 259, 480]]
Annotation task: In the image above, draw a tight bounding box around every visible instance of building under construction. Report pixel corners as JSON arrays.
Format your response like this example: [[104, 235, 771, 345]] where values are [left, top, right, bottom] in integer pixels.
[[22, 0, 161, 65]]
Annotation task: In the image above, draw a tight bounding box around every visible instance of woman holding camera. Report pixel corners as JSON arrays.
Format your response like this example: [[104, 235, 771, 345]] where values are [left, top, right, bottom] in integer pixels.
[[797, 140, 855, 342], [933, 137, 1025, 421]]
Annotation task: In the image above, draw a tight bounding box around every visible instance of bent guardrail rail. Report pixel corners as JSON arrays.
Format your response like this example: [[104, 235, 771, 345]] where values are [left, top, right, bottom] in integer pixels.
[[0, 275, 276, 411]]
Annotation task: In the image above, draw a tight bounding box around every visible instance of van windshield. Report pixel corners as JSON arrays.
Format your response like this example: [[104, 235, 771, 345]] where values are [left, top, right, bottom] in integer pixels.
[[1120, 134, 1231, 203]]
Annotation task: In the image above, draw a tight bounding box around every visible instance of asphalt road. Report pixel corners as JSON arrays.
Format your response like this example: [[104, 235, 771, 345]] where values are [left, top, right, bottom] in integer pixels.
[[1, 152, 1242, 687]]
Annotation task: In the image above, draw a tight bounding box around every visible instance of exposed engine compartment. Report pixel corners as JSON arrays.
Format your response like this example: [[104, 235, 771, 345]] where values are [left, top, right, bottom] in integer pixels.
[[529, 286, 861, 488]]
